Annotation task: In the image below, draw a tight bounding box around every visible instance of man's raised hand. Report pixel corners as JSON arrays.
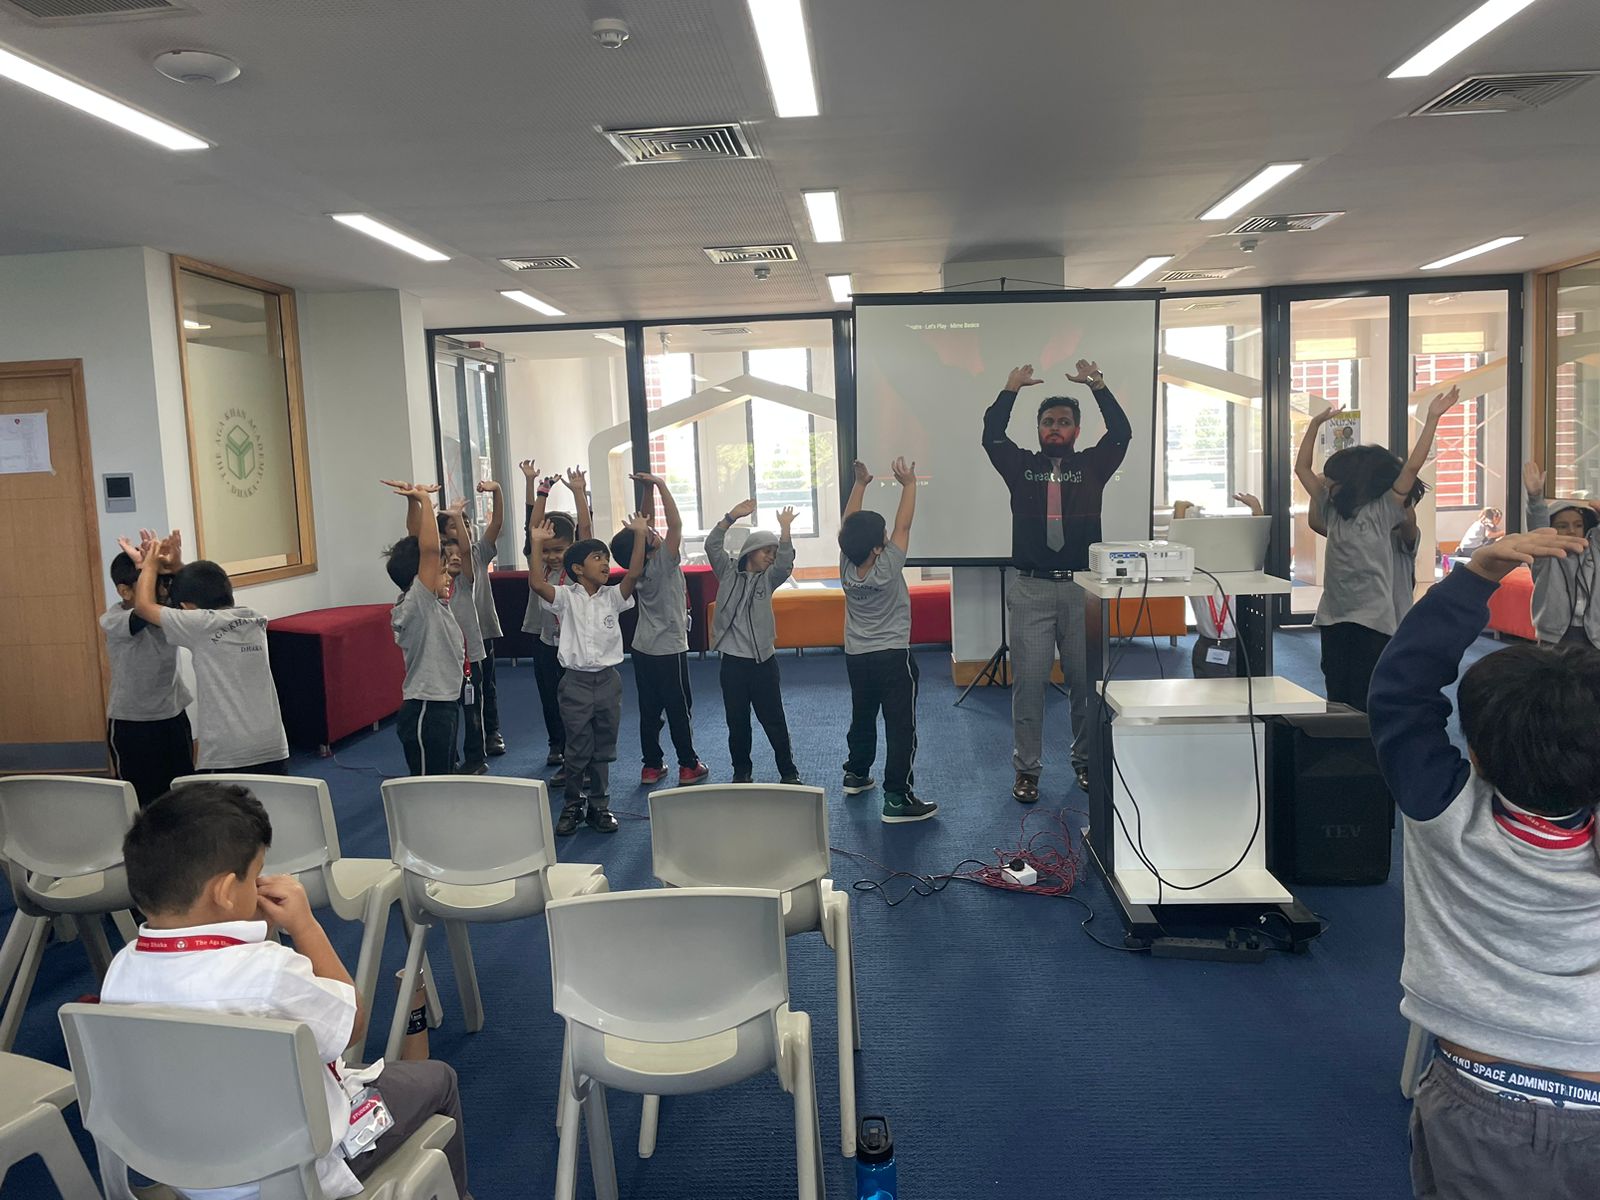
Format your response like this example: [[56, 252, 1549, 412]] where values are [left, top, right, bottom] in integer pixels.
[[892, 457, 917, 487], [1467, 529, 1588, 583], [1066, 359, 1102, 385], [1006, 365, 1042, 391], [853, 461, 873, 486]]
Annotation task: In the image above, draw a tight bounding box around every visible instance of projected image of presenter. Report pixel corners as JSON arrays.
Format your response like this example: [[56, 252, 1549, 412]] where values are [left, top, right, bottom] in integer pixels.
[[983, 360, 1132, 804]]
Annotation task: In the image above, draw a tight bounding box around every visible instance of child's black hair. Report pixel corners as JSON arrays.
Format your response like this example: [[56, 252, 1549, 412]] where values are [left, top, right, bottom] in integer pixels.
[[1036, 395, 1081, 426], [123, 782, 273, 914], [169, 560, 234, 609], [1323, 445, 1428, 519], [384, 535, 422, 591], [839, 510, 888, 566], [525, 511, 577, 558], [609, 527, 650, 573], [1549, 505, 1600, 535], [1458, 642, 1600, 816], [563, 538, 609, 578], [110, 551, 139, 591]]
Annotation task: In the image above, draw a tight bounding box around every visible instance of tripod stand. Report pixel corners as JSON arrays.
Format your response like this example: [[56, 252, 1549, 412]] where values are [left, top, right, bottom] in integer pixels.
[[954, 565, 1066, 706]]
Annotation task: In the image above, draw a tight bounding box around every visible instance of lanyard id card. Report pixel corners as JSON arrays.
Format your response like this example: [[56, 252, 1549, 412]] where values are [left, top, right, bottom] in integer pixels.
[[463, 681, 476, 706], [341, 1086, 394, 1158], [1206, 645, 1233, 666]]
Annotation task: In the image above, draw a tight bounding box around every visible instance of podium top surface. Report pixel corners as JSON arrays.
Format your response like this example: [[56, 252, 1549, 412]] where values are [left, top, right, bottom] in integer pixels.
[[1102, 676, 1327, 719], [1078, 571, 1293, 600]]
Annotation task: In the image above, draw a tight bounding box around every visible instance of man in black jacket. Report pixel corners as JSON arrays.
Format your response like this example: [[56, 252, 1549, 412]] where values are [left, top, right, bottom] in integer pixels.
[[983, 359, 1132, 802]]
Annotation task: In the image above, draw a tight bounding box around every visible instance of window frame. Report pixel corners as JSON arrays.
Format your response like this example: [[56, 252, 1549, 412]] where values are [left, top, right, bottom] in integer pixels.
[[1534, 250, 1600, 502]]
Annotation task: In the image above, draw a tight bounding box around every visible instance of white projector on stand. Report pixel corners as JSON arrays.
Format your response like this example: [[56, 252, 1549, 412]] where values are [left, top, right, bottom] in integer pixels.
[[1088, 541, 1194, 584]]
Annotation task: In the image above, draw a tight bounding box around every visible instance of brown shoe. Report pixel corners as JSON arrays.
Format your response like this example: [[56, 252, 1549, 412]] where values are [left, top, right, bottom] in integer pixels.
[[1012, 772, 1040, 804]]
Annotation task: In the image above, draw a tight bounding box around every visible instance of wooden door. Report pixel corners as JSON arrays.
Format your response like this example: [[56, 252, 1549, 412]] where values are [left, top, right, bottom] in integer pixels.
[[0, 361, 109, 773]]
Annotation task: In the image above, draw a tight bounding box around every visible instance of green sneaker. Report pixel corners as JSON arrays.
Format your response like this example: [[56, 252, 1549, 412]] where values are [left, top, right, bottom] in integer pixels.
[[882, 791, 938, 824]]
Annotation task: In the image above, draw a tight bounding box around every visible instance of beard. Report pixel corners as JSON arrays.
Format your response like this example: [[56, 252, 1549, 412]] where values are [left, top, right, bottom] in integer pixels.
[[1039, 430, 1079, 453]]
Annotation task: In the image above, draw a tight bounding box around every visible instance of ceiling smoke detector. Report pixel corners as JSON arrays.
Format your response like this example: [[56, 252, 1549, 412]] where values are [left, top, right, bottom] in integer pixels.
[[153, 48, 240, 85], [591, 16, 629, 48]]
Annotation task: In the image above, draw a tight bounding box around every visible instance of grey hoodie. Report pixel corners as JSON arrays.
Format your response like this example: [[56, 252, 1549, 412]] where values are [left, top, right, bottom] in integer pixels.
[[1524, 493, 1600, 644], [704, 523, 795, 661]]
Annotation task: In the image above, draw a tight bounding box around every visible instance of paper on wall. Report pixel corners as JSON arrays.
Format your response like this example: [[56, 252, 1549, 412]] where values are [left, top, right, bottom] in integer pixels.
[[1321, 411, 1360, 457], [0, 412, 53, 475]]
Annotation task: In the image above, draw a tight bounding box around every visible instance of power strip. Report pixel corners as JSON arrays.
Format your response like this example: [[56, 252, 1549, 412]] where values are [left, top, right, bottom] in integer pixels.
[[1001, 861, 1038, 887]]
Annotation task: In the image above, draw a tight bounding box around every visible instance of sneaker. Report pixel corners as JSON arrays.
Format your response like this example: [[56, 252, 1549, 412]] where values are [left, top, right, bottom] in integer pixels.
[[1075, 766, 1090, 793], [732, 771, 754, 784], [640, 765, 667, 786], [551, 767, 567, 789], [842, 772, 876, 795], [882, 792, 939, 824], [487, 733, 507, 756], [555, 806, 584, 836], [780, 773, 803, 786], [546, 749, 565, 767], [461, 761, 489, 776], [587, 808, 619, 833], [678, 762, 710, 785]]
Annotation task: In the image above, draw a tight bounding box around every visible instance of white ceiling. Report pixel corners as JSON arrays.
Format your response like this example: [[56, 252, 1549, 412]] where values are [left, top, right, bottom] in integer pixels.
[[1, 0, 1597, 329]]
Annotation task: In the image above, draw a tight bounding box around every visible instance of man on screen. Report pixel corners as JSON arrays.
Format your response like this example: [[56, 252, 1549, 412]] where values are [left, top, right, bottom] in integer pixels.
[[983, 359, 1132, 803]]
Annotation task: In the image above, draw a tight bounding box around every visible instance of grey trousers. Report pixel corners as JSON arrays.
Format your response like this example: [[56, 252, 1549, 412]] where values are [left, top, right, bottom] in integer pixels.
[[352, 1059, 471, 1200], [558, 666, 622, 810], [1007, 573, 1090, 776]]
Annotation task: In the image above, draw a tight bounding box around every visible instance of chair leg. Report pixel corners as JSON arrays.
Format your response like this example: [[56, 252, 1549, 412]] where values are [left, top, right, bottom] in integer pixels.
[[0, 911, 34, 1000], [384, 922, 429, 1063], [582, 1081, 618, 1200], [347, 890, 388, 1062], [556, 1029, 571, 1132], [444, 921, 484, 1035], [27, 1105, 101, 1200], [638, 1094, 660, 1159], [0, 916, 48, 1053], [111, 911, 138, 944], [420, 950, 444, 1029], [73, 915, 115, 982], [554, 1076, 583, 1200], [1401, 1021, 1431, 1099], [833, 909, 856, 1157], [789, 1013, 824, 1200]]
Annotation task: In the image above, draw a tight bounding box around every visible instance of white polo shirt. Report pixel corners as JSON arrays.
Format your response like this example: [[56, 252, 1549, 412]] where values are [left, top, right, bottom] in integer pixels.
[[542, 582, 633, 671], [98, 920, 360, 1200]]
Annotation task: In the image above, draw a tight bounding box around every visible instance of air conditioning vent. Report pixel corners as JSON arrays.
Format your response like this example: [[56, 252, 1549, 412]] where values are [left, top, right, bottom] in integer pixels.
[[604, 123, 756, 164], [702, 245, 798, 265], [1410, 71, 1599, 116], [1223, 212, 1345, 236], [0, 0, 185, 21], [1180, 300, 1237, 312], [702, 326, 752, 336], [498, 257, 580, 271], [1159, 267, 1249, 283]]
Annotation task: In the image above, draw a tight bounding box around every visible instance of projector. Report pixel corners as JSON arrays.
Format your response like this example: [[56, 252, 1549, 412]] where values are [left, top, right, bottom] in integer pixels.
[[1088, 541, 1194, 584]]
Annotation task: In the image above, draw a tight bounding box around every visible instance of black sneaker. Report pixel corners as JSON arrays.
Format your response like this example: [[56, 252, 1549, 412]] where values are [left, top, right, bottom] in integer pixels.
[[461, 761, 489, 776], [555, 806, 584, 836], [551, 768, 567, 789], [842, 772, 876, 795], [780, 773, 803, 786], [546, 749, 565, 767], [487, 733, 507, 757], [732, 771, 754, 784], [587, 808, 618, 833], [1075, 766, 1090, 793], [882, 792, 938, 824]]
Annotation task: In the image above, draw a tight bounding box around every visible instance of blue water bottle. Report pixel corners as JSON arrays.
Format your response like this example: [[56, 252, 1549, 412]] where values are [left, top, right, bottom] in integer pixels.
[[856, 1115, 896, 1200]]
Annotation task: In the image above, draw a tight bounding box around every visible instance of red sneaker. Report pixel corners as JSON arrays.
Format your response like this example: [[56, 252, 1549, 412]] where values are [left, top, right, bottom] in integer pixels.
[[678, 762, 710, 785], [640, 765, 667, 785]]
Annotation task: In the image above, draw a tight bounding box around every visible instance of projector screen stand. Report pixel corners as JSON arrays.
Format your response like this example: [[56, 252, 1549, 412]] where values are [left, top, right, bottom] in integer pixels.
[[955, 566, 1065, 706]]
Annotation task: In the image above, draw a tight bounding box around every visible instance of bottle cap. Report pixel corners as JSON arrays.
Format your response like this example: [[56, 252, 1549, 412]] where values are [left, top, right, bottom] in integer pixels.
[[857, 1115, 894, 1164]]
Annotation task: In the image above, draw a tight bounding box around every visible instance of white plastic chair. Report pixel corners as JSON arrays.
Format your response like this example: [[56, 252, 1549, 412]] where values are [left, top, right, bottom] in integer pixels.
[[648, 782, 860, 1155], [1401, 1021, 1432, 1098], [59, 1002, 457, 1200], [0, 776, 140, 1052], [546, 888, 825, 1200], [0, 1051, 100, 1200], [380, 776, 607, 1069], [173, 773, 443, 1062]]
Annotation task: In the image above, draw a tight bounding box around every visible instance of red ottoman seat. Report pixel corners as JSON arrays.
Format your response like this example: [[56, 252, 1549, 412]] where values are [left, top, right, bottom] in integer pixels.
[[909, 582, 952, 645], [267, 604, 405, 753], [1486, 565, 1536, 641]]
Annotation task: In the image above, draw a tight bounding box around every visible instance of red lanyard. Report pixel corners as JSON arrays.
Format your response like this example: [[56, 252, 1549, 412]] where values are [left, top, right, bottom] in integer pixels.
[[134, 933, 245, 953], [1205, 595, 1232, 633]]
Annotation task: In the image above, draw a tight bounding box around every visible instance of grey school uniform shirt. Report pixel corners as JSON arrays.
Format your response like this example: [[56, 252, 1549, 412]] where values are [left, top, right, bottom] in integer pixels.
[[631, 541, 689, 656], [1525, 494, 1600, 645], [473, 539, 503, 641], [100, 604, 191, 721], [448, 569, 486, 664], [522, 564, 565, 645], [840, 541, 911, 654], [392, 578, 465, 702], [705, 525, 794, 662], [1314, 488, 1406, 636], [161, 606, 288, 770]]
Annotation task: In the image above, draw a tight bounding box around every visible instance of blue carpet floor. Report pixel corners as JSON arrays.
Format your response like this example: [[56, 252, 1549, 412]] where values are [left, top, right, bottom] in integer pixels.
[[2, 627, 1505, 1200]]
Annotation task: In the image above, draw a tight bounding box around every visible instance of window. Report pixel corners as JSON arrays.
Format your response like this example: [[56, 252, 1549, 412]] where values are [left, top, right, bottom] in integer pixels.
[[643, 349, 702, 533], [747, 347, 820, 536], [1412, 351, 1485, 509], [1537, 255, 1600, 499]]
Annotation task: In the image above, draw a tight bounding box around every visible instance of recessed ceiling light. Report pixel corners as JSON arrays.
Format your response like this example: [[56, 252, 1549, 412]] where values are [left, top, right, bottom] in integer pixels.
[[827, 273, 853, 303], [500, 290, 566, 317], [746, 0, 820, 118], [1419, 235, 1524, 270], [329, 214, 449, 262], [593, 332, 625, 347], [0, 44, 208, 151], [802, 190, 843, 242], [182, 319, 211, 331], [1389, 0, 1540, 79], [1199, 163, 1304, 221], [1114, 255, 1174, 287]]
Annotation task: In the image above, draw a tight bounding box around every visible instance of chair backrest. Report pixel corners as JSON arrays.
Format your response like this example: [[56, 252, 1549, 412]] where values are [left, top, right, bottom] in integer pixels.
[[173, 774, 340, 876], [648, 784, 831, 894], [59, 1003, 331, 1200], [381, 775, 556, 886], [546, 888, 789, 1043], [0, 776, 137, 878]]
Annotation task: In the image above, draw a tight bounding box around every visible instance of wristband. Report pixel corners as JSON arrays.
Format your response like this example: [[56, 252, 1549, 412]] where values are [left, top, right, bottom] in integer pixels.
[[724, 511, 740, 525]]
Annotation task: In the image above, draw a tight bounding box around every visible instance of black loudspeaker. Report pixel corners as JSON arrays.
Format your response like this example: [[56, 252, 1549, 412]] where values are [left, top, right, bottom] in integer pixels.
[[1267, 706, 1395, 885]]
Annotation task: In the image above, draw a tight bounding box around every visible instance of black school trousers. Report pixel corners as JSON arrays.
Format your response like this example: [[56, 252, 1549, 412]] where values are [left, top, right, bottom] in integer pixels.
[[456, 660, 486, 770], [481, 639, 500, 739], [844, 648, 920, 796], [397, 698, 460, 776], [1319, 622, 1391, 712], [720, 654, 796, 778], [632, 648, 699, 769], [107, 712, 194, 807], [532, 639, 565, 753]]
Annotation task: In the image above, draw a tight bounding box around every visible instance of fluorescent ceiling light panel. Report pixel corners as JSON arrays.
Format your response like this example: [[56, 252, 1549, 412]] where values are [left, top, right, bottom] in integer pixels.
[[1389, 0, 1540, 79], [802, 190, 843, 242], [500, 290, 566, 317], [182, 319, 211, 331], [1419, 235, 1523, 270], [1199, 163, 1304, 221], [1114, 256, 1173, 287], [746, 0, 820, 117], [329, 214, 449, 262], [827, 273, 853, 303], [0, 44, 207, 151], [593, 332, 626, 347]]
